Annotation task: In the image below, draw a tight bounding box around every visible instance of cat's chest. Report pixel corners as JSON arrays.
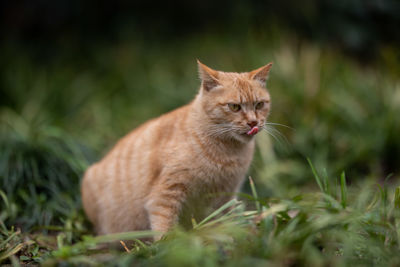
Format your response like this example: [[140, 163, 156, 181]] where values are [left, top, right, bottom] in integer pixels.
[[166, 142, 254, 228], [178, 157, 250, 227], [191, 143, 254, 177], [164, 138, 254, 193], [187, 147, 254, 189]]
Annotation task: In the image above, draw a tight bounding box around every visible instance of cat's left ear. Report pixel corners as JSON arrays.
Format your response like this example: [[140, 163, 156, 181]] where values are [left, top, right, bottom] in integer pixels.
[[249, 63, 273, 87]]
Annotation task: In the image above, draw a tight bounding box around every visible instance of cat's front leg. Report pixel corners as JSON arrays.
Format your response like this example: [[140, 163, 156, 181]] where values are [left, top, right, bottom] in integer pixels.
[[145, 181, 188, 241]]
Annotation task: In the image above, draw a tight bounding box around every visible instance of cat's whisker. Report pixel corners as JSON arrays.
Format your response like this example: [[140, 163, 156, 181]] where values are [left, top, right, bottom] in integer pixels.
[[262, 127, 282, 144], [263, 125, 290, 144], [263, 125, 284, 138], [264, 122, 294, 130], [206, 127, 233, 139], [262, 125, 290, 147], [207, 124, 243, 137]]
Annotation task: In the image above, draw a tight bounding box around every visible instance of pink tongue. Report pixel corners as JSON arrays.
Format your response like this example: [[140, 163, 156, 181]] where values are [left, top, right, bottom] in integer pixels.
[[247, 126, 259, 136]]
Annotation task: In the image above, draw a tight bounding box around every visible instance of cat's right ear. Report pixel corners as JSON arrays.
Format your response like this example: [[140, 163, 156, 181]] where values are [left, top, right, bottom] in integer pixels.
[[197, 60, 220, 91]]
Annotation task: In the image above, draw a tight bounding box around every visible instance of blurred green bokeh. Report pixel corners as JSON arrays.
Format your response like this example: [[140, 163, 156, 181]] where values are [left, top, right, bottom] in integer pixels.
[[1, 31, 399, 229]]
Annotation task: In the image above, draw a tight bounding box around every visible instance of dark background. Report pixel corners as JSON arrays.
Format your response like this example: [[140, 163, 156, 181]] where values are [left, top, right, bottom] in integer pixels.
[[2, 0, 400, 59]]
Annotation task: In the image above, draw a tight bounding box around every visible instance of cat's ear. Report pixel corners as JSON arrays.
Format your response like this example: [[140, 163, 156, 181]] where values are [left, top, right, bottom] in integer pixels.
[[197, 60, 220, 91], [249, 63, 273, 87]]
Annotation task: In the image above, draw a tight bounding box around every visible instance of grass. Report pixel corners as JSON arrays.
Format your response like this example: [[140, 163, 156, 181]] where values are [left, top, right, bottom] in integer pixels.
[[0, 31, 400, 265], [0, 109, 90, 230], [2, 170, 400, 266]]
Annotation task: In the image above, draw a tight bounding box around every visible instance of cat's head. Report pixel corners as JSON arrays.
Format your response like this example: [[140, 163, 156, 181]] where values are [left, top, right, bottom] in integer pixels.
[[197, 60, 272, 143]]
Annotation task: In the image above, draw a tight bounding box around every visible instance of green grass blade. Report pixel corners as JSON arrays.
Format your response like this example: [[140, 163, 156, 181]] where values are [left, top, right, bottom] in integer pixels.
[[195, 198, 239, 228], [321, 193, 342, 210], [340, 171, 347, 209], [0, 190, 12, 220], [0, 190, 10, 211], [191, 216, 198, 229], [395, 186, 400, 209], [57, 233, 65, 249], [307, 158, 325, 193], [249, 176, 261, 213], [0, 243, 24, 262], [195, 212, 250, 229], [323, 168, 329, 195], [0, 230, 20, 249]]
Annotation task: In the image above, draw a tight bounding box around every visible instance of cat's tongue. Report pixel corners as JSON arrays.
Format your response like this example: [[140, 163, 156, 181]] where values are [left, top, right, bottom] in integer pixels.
[[246, 126, 259, 136]]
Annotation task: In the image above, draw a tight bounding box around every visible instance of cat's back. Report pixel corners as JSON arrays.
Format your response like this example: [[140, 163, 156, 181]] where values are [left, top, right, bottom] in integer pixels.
[[83, 103, 191, 182], [92, 103, 190, 166]]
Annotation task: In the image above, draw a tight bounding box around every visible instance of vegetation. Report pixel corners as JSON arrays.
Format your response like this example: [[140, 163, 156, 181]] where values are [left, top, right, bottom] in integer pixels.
[[1, 30, 400, 265]]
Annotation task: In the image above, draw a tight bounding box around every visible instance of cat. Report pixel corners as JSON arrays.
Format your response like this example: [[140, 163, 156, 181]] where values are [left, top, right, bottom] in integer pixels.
[[81, 60, 273, 240]]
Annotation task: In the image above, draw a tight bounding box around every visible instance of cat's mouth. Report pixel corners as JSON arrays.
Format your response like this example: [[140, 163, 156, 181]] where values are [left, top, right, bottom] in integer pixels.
[[246, 126, 259, 136]]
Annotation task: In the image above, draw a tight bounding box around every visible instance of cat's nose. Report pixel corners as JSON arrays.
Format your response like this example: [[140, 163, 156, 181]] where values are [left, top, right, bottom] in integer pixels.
[[247, 121, 258, 128]]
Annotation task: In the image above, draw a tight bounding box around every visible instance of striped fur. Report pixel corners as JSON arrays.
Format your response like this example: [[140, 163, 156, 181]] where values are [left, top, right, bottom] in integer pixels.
[[81, 61, 273, 239]]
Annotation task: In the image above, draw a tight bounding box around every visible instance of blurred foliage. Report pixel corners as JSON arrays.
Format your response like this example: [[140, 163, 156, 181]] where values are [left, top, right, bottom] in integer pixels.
[[1, 31, 400, 229], [0, 108, 90, 229]]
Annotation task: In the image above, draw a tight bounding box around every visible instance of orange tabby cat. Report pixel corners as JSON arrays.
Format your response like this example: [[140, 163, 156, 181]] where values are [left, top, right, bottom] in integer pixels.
[[81, 60, 273, 239]]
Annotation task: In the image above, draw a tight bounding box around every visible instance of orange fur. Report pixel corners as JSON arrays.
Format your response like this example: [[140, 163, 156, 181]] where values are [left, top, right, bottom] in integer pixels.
[[81, 60, 273, 239]]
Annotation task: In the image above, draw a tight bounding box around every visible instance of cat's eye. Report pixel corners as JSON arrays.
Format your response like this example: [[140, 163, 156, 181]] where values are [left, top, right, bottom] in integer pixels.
[[228, 103, 241, 112], [255, 102, 264, 110]]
